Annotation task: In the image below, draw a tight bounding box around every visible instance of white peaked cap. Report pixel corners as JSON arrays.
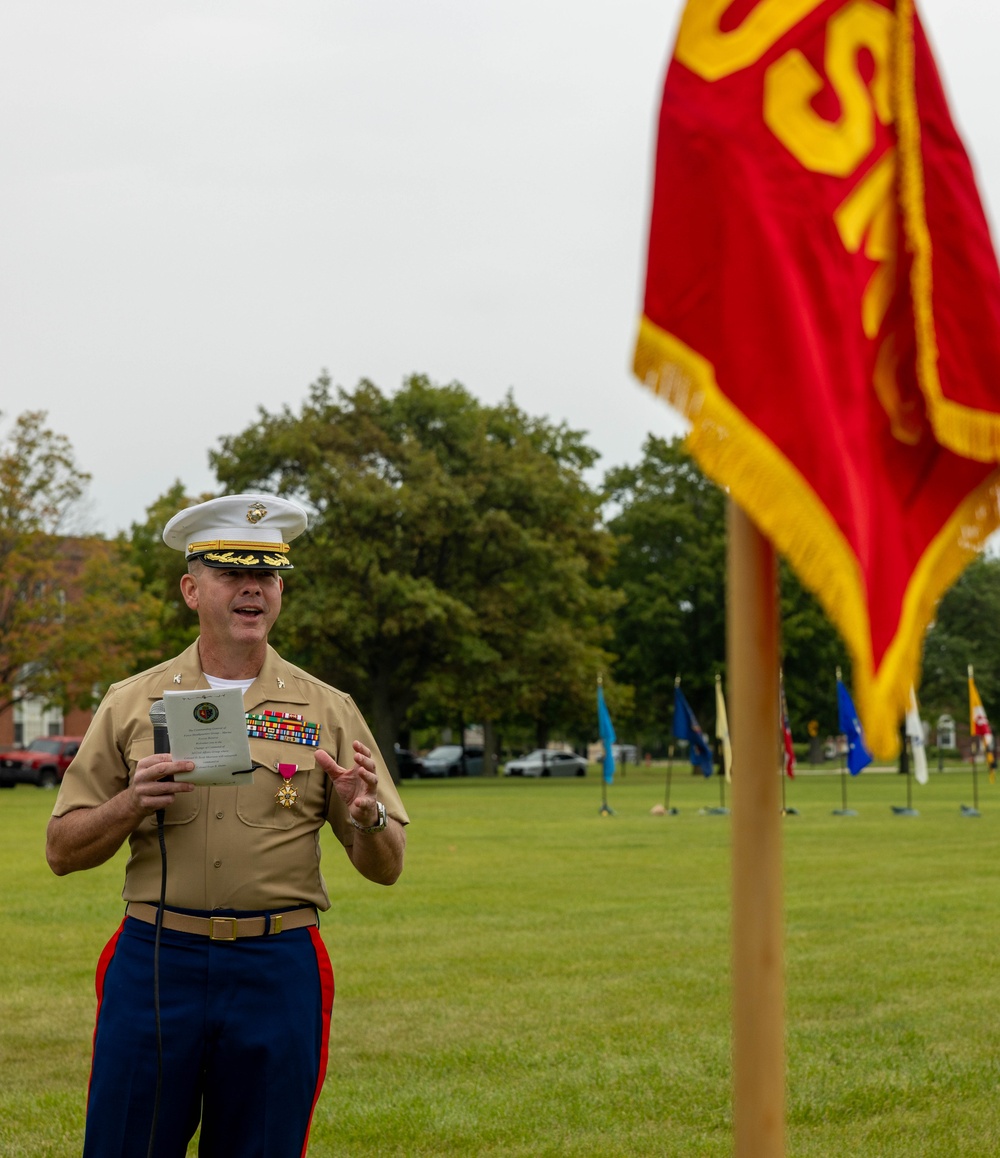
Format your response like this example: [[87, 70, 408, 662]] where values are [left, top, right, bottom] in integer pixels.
[[162, 493, 308, 570]]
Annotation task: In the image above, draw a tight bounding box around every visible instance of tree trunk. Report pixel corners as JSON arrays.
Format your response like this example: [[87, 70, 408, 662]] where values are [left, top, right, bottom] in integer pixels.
[[535, 718, 550, 750], [483, 719, 498, 775], [369, 671, 405, 784]]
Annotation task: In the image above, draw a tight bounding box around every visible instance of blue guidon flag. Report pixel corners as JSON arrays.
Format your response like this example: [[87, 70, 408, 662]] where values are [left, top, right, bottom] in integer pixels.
[[673, 684, 714, 778], [597, 683, 617, 785], [837, 676, 873, 776]]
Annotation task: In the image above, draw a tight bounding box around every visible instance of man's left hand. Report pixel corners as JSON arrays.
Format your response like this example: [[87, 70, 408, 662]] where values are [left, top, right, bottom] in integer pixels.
[[316, 741, 380, 828]]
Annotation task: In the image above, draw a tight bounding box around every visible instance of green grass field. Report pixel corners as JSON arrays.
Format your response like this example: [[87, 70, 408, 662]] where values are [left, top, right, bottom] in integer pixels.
[[3, 765, 1000, 1156]]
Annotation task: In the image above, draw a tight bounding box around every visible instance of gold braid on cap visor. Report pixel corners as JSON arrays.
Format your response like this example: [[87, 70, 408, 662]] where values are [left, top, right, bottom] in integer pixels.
[[186, 540, 290, 554], [199, 551, 293, 568], [187, 540, 294, 568]]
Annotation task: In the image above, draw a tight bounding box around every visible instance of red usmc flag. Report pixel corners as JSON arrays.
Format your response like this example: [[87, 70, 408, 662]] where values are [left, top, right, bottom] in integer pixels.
[[634, 0, 1000, 757]]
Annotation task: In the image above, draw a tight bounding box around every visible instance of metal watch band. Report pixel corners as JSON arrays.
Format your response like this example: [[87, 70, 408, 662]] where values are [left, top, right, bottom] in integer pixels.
[[350, 799, 387, 834]]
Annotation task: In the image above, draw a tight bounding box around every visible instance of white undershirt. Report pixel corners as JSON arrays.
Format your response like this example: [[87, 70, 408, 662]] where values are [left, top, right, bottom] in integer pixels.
[[203, 673, 256, 695]]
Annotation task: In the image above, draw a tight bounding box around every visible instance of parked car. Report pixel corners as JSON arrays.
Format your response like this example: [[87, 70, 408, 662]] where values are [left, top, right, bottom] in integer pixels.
[[419, 744, 485, 777], [0, 735, 84, 788], [394, 746, 426, 780], [504, 749, 588, 777]]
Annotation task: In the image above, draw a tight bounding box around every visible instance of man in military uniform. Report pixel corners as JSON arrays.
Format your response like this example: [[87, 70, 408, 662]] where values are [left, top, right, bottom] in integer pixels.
[[46, 493, 408, 1158]]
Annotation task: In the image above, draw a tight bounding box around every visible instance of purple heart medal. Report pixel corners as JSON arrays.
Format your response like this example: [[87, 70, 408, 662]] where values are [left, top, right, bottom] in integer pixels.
[[275, 762, 298, 808]]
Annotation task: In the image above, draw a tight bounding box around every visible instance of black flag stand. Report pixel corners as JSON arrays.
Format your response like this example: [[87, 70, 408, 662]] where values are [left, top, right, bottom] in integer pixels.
[[892, 723, 919, 816], [703, 740, 729, 815], [780, 770, 798, 816], [662, 744, 678, 815], [962, 740, 981, 817], [599, 776, 614, 816], [832, 750, 857, 816]]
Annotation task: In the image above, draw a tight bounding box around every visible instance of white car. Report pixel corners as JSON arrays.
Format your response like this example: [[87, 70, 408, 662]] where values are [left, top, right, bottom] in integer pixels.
[[504, 750, 587, 777]]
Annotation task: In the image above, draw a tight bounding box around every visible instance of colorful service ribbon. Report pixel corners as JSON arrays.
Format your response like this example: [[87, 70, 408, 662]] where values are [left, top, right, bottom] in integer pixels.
[[246, 710, 321, 747]]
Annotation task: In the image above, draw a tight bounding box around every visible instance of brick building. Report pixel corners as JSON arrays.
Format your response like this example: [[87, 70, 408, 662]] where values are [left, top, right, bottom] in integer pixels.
[[0, 536, 96, 749]]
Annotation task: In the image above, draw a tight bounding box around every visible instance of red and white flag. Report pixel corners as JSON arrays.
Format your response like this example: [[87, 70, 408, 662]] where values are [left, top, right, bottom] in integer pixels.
[[780, 675, 795, 779]]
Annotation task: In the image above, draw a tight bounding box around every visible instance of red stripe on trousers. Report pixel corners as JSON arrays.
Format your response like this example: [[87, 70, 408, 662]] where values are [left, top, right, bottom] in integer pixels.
[[299, 926, 335, 1158], [87, 920, 126, 1107]]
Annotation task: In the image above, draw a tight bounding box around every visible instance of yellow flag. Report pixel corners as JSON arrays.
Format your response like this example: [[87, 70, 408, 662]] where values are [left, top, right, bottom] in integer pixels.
[[969, 665, 996, 783], [715, 675, 732, 784]]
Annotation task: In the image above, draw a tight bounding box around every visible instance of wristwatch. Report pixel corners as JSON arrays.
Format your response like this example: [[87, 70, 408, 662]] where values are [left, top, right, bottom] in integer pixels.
[[350, 799, 387, 834]]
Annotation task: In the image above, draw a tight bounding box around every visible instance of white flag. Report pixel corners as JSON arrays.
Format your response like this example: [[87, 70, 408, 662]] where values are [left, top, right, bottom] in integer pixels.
[[906, 687, 929, 785], [715, 675, 732, 783]]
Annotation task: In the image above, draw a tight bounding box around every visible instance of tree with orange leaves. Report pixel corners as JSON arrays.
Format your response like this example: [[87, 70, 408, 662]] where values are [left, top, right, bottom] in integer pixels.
[[0, 411, 161, 720]]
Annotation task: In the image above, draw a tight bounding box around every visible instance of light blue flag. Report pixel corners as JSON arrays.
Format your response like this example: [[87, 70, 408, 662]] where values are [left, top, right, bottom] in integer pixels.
[[837, 677, 873, 776], [597, 684, 617, 784]]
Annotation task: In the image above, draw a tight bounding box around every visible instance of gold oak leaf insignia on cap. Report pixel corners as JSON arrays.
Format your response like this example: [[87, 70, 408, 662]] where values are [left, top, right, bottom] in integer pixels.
[[246, 502, 267, 525]]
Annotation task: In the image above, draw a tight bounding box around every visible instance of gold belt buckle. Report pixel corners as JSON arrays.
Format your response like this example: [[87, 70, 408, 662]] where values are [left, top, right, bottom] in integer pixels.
[[209, 916, 238, 941]]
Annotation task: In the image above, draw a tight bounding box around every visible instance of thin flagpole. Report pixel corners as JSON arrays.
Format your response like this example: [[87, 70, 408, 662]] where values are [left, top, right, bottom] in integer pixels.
[[778, 672, 797, 816], [972, 744, 980, 811], [965, 665, 982, 816], [727, 500, 784, 1158], [597, 675, 615, 817], [665, 744, 674, 808], [832, 666, 856, 816], [663, 744, 678, 814]]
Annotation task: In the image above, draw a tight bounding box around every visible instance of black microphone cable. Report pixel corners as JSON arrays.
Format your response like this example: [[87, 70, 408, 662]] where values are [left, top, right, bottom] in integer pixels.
[[146, 700, 171, 1158]]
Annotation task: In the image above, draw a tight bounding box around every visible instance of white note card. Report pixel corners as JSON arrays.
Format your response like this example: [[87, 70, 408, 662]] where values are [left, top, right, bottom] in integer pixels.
[[162, 687, 255, 786]]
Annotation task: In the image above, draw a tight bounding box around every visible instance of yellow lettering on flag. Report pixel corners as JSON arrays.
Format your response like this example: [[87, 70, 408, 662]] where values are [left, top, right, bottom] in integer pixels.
[[764, 0, 893, 177], [834, 149, 924, 444], [676, 0, 827, 82], [834, 149, 897, 338]]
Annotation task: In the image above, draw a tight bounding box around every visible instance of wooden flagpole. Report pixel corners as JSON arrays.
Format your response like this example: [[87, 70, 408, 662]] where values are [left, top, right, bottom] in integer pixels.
[[727, 500, 784, 1158]]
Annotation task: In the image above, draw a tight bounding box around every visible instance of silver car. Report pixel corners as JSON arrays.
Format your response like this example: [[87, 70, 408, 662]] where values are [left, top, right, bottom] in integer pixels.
[[504, 750, 587, 777]]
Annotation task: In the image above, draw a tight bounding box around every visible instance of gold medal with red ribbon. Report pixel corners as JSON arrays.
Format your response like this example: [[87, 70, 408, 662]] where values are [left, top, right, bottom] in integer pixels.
[[275, 762, 298, 808]]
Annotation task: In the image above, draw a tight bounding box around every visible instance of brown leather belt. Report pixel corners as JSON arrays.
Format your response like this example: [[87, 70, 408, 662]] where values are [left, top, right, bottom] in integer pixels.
[[126, 902, 318, 940]]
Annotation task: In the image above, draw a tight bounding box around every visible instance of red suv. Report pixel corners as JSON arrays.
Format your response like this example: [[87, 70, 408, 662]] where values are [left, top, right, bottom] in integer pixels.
[[0, 735, 83, 789]]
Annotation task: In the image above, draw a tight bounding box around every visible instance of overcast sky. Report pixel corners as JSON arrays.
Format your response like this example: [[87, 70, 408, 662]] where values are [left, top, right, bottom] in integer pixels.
[[3, 1, 998, 536]]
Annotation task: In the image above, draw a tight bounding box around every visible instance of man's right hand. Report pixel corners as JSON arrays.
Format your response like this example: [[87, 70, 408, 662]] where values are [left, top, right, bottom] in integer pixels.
[[129, 753, 196, 815], [46, 755, 197, 876]]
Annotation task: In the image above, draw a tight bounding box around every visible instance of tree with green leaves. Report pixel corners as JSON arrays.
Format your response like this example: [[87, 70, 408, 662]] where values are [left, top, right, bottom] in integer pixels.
[[920, 553, 1000, 725], [603, 435, 727, 747], [207, 374, 622, 772], [779, 561, 850, 739], [127, 481, 216, 665], [604, 435, 849, 748], [0, 411, 162, 719]]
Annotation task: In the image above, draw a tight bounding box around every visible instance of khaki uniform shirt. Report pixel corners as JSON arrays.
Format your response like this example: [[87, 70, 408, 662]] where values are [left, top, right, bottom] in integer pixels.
[[52, 641, 409, 912]]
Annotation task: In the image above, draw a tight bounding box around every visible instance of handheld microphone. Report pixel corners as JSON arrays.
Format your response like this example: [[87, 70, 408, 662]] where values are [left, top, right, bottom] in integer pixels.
[[149, 700, 173, 781], [149, 700, 170, 754]]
